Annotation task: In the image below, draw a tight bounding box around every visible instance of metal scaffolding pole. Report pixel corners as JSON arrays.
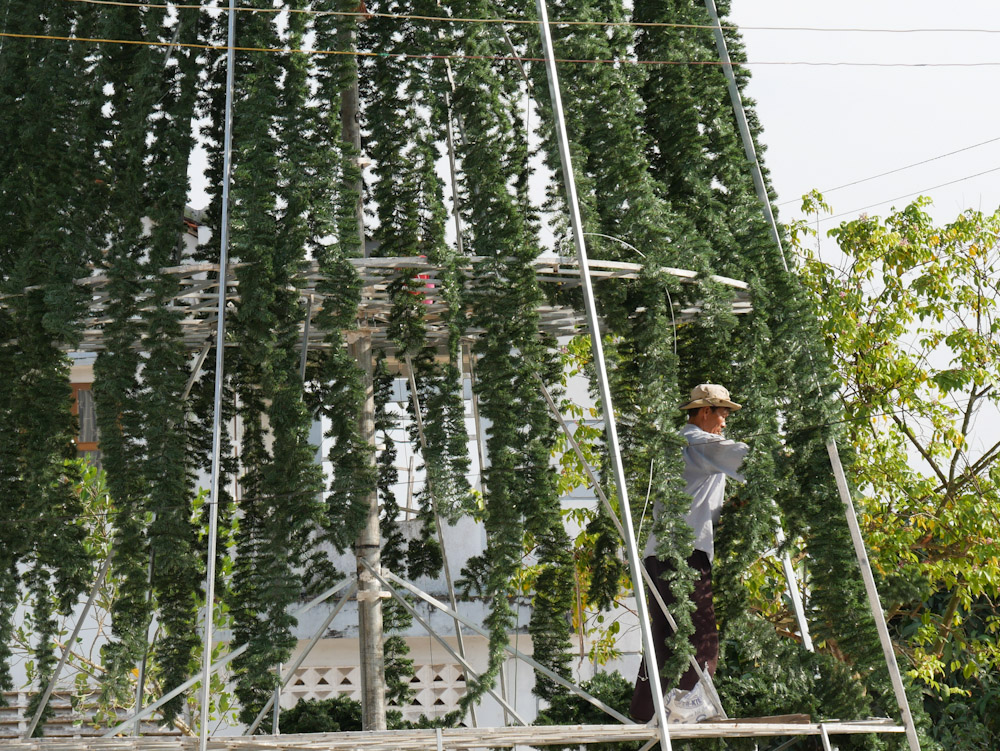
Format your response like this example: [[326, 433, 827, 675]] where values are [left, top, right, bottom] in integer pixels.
[[245, 582, 359, 735], [23, 554, 115, 739], [197, 0, 236, 747], [103, 577, 356, 738], [827, 442, 920, 751], [373, 570, 529, 726], [380, 568, 633, 726], [533, 1, 672, 747], [463, 344, 488, 494], [774, 526, 814, 652], [404, 355, 478, 728], [702, 1, 920, 747]]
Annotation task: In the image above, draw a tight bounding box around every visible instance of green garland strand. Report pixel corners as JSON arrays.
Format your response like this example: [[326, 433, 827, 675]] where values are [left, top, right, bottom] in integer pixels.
[[0, 0, 100, 728], [512, 0, 699, 686], [223, 2, 329, 725], [306, 0, 371, 563], [135, 5, 205, 721], [435, 0, 572, 704], [88, 3, 164, 716]]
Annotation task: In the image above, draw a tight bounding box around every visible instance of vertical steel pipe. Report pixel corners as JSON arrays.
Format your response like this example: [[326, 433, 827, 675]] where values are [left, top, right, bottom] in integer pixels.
[[198, 0, 237, 747], [532, 1, 672, 745], [702, 1, 920, 745]]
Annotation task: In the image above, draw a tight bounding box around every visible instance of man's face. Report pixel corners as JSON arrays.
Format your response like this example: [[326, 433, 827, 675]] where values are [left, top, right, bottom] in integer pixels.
[[692, 406, 730, 434]]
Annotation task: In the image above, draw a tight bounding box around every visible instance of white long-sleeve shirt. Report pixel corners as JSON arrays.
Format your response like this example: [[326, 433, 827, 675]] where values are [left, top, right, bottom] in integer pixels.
[[644, 423, 749, 562]]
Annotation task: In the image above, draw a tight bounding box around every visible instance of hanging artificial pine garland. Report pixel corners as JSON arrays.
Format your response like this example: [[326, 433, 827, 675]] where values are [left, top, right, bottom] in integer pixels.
[[138, 5, 204, 721], [633, 0, 916, 732], [371, 357, 417, 708], [0, 0, 927, 739], [358, 0, 472, 701], [74, 2, 207, 724], [304, 0, 372, 563], [360, 0, 472, 546], [433, 0, 574, 704], [0, 1, 98, 729], [91, 2, 167, 715], [509, 0, 700, 686], [218, 1, 331, 726]]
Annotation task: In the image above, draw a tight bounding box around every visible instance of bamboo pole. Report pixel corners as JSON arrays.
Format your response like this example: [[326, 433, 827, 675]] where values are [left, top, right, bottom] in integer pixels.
[[22, 719, 907, 751]]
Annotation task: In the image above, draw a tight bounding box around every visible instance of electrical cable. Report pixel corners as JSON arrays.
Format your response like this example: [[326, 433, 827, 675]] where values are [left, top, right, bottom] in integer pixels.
[[8, 30, 1000, 68], [57, 0, 1000, 35], [818, 164, 1000, 223], [777, 135, 1000, 206]]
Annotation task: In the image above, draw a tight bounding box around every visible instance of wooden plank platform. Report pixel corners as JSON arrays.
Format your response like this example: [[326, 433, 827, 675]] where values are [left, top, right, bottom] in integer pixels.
[[1, 691, 178, 741], [5, 719, 905, 749], [0, 257, 751, 353]]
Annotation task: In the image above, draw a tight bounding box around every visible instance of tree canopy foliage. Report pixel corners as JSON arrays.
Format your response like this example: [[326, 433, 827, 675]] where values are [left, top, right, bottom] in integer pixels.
[[794, 195, 1000, 746]]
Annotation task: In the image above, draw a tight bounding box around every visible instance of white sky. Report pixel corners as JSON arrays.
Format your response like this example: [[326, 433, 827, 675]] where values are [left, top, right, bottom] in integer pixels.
[[729, 1, 1000, 457], [729, 1, 1000, 233]]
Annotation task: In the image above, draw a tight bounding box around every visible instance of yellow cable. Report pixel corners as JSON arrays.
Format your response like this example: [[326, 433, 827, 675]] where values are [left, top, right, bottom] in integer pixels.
[[0, 30, 740, 65]]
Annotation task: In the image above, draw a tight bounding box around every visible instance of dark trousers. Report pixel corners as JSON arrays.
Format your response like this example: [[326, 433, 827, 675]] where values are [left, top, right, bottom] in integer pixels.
[[630, 550, 718, 722]]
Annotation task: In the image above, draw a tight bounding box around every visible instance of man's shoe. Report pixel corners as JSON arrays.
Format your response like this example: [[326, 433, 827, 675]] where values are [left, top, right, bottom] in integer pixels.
[[663, 678, 723, 724]]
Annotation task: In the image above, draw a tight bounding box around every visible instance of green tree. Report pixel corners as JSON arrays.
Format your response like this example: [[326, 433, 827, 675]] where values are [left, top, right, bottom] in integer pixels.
[[795, 196, 1000, 746]]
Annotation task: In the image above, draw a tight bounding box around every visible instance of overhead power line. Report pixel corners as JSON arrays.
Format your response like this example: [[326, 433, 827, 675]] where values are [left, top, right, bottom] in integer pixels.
[[819, 165, 1000, 223], [779, 135, 1000, 206], [58, 0, 1000, 34], [45, 0, 1000, 34], [8, 30, 1000, 68]]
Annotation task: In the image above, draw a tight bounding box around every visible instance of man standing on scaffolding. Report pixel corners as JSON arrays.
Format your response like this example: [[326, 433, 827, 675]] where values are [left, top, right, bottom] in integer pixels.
[[631, 384, 749, 723]]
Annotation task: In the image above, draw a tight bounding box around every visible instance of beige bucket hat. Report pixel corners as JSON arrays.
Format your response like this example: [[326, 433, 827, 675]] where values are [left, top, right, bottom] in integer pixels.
[[679, 383, 742, 411]]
